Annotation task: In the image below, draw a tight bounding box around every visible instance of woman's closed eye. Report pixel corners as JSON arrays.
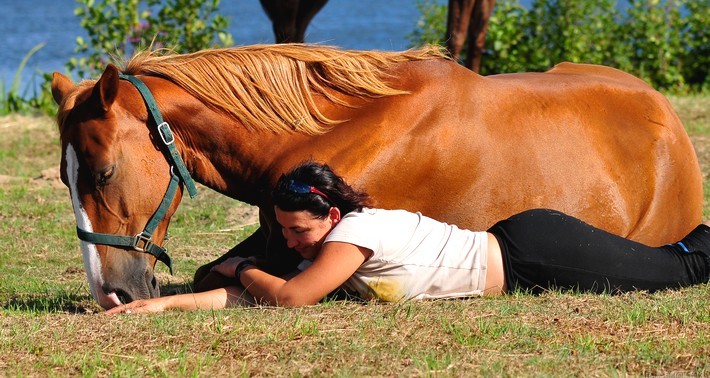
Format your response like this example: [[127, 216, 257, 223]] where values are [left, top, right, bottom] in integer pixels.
[[282, 227, 308, 236]]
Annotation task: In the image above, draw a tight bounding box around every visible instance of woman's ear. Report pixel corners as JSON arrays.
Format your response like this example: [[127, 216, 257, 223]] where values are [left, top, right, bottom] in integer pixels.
[[328, 207, 341, 224]]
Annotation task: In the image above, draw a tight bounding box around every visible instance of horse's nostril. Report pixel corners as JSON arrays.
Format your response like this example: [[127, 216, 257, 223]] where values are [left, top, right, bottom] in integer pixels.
[[151, 276, 158, 290], [115, 290, 132, 305]]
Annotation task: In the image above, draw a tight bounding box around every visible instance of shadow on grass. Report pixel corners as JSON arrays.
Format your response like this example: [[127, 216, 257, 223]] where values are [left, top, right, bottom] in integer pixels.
[[160, 280, 367, 304], [1, 282, 196, 314], [161, 281, 195, 296], [1, 291, 100, 314]]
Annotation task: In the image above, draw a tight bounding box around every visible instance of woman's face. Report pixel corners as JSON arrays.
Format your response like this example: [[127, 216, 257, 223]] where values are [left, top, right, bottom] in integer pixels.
[[275, 207, 340, 260]]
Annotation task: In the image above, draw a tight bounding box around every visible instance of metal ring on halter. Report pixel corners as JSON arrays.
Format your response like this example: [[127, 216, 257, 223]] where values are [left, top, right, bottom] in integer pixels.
[[157, 122, 175, 145]]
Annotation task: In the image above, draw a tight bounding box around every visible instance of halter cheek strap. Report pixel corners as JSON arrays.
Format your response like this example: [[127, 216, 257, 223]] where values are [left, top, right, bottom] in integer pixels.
[[76, 172, 180, 274], [74, 74, 200, 275], [119, 74, 198, 198]]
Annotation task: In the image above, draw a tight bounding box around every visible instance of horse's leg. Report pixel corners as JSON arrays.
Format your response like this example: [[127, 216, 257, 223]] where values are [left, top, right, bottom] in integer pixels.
[[464, 0, 495, 72], [259, 0, 299, 43], [445, 0, 476, 63], [294, 0, 328, 42], [193, 228, 267, 292]]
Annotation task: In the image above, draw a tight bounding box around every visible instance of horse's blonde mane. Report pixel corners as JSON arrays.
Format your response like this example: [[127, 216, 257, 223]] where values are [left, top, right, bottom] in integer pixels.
[[122, 44, 448, 134]]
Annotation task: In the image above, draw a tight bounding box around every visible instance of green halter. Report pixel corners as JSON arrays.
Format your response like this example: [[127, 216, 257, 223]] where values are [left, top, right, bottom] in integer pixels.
[[74, 74, 199, 275]]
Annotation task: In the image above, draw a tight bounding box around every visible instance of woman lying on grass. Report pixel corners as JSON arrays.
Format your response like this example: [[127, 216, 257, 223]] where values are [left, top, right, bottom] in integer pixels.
[[106, 161, 710, 314]]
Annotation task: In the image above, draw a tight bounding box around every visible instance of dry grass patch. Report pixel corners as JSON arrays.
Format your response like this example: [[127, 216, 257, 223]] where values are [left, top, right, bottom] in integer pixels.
[[2, 292, 708, 376]]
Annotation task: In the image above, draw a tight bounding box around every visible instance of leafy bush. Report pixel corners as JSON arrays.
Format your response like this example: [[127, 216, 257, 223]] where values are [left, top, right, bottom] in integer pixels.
[[0, 0, 234, 115], [409, 0, 708, 92], [678, 0, 709, 92], [0, 44, 56, 115], [622, 0, 685, 89], [407, 1, 448, 48], [69, 0, 233, 79], [524, 0, 622, 70]]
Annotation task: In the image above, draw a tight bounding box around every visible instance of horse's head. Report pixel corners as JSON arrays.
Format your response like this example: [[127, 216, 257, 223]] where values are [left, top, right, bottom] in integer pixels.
[[52, 64, 187, 309]]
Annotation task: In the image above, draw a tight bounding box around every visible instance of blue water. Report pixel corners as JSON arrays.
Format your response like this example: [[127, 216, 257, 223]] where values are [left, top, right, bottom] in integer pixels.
[[1, 0, 442, 95]]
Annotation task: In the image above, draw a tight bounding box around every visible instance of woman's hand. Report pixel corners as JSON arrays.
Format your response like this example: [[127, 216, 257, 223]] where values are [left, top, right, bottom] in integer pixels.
[[104, 297, 168, 315], [103, 287, 247, 314], [210, 256, 254, 278]]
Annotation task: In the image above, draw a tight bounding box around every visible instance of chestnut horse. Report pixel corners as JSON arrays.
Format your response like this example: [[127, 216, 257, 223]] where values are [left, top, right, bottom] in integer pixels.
[[52, 44, 702, 309]]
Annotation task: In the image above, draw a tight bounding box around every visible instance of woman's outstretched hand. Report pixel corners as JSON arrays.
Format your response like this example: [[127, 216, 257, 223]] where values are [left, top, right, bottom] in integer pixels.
[[104, 298, 168, 315]]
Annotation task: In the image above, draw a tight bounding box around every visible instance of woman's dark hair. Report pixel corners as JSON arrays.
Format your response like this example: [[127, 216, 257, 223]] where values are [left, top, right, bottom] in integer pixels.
[[272, 161, 372, 218]]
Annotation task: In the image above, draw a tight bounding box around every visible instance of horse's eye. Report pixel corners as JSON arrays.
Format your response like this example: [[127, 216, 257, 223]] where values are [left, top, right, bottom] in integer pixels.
[[96, 165, 115, 185]]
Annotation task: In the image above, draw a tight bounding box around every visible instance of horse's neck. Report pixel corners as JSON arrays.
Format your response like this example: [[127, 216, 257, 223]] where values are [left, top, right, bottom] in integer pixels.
[[175, 111, 293, 205], [149, 76, 382, 206], [155, 88, 321, 205]]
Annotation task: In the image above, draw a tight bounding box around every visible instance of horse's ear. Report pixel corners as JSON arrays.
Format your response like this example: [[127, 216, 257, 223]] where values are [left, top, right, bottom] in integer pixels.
[[92, 64, 120, 113], [51, 72, 75, 105]]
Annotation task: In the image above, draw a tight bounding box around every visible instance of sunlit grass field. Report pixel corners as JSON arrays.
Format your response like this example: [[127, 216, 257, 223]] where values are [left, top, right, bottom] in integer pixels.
[[0, 95, 708, 376]]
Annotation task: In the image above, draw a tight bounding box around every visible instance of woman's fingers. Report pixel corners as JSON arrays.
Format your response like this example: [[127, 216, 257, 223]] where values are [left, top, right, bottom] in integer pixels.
[[103, 300, 152, 315], [104, 304, 130, 315]]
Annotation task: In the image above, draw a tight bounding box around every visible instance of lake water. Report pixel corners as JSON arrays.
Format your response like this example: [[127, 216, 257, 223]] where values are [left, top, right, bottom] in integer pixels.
[[1, 0, 443, 95]]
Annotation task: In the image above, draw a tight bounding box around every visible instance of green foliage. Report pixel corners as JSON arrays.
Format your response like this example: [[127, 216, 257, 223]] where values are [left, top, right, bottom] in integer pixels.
[[1, 0, 234, 116], [678, 0, 709, 92], [410, 0, 709, 92], [622, 0, 685, 90], [479, 0, 531, 73], [407, 0, 448, 48], [0, 44, 55, 116], [523, 0, 623, 70], [69, 0, 233, 79]]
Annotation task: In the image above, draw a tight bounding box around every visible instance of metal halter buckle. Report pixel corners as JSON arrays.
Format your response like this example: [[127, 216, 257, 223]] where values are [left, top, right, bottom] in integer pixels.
[[157, 122, 175, 145], [133, 233, 152, 253]]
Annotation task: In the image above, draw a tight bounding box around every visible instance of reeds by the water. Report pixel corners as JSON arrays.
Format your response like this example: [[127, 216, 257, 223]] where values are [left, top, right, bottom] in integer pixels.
[[0, 43, 53, 115]]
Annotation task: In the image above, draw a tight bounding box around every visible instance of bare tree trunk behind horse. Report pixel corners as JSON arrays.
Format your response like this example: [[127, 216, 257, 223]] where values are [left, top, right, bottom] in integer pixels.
[[258, 0, 495, 73], [445, 0, 496, 72]]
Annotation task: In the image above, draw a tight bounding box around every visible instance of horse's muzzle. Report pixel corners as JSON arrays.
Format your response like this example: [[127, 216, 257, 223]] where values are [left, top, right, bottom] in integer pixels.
[[101, 267, 160, 309]]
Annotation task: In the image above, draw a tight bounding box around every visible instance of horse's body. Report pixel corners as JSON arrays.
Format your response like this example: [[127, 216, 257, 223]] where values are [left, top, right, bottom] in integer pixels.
[[52, 45, 702, 309]]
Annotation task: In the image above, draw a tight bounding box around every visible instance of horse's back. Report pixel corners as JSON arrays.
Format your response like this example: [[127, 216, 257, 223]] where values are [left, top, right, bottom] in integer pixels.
[[349, 59, 702, 245], [547, 61, 652, 85]]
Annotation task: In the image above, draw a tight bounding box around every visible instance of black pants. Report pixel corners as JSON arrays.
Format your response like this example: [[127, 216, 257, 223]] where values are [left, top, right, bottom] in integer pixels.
[[488, 209, 710, 294]]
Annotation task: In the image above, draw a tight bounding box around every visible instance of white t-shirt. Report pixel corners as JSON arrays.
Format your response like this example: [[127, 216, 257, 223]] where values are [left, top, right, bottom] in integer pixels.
[[321, 208, 489, 301]]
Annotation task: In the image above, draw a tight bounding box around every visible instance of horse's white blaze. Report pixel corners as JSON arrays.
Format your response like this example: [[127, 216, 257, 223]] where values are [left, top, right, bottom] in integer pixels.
[[65, 144, 121, 309]]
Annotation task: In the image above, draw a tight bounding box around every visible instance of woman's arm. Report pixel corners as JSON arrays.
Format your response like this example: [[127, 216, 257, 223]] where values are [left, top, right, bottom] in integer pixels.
[[239, 242, 370, 306], [104, 286, 254, 315], [105, 241, 369, 314]]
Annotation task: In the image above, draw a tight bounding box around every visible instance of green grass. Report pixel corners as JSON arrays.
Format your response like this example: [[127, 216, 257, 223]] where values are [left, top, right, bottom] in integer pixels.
[[0, 97, 708, 376], [669, 94, 710, 134], [670, 95, 710, 219]]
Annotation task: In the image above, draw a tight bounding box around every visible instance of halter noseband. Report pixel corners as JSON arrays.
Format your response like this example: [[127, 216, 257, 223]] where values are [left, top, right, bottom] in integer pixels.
[[74, 74, 199, 275]]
